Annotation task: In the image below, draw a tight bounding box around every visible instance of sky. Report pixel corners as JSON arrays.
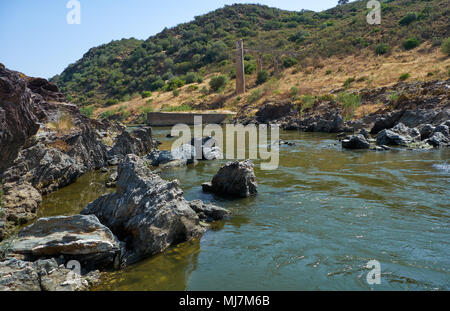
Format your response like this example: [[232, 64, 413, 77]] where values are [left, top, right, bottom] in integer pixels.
[[0, 0, 344, 79]]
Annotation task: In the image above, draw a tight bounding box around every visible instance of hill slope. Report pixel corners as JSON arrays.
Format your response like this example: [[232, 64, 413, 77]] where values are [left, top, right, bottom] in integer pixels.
[[51, 0, 449, 111]]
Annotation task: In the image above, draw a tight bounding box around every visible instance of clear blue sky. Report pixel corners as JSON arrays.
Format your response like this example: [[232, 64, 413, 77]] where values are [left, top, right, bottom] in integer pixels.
[[0, 0, 342, 79]]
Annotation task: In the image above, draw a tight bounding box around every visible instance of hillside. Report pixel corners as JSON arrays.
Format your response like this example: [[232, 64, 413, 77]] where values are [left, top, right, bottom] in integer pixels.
[[51, 0, 450, 122]]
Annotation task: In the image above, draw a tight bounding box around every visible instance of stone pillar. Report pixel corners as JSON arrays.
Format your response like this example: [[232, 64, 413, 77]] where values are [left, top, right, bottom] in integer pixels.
[[235, 39, 246, 95], [256, 53, 262, 74]]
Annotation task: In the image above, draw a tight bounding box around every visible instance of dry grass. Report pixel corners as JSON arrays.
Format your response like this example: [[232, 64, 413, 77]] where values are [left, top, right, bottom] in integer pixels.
[[94, 44, 450, 122], [47, 112, 74, 134]]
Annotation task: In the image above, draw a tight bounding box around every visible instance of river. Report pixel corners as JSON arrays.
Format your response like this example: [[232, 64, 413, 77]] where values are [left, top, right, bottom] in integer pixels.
[[38, 127, 450, 290]]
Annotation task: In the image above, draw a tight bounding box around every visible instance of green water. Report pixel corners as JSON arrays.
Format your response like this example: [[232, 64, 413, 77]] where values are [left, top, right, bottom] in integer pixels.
[[38, 127, 450, 291]]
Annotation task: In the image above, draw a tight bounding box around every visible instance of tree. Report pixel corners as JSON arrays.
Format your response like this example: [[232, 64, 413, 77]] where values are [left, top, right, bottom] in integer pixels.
[[338, 0, 349, 5]]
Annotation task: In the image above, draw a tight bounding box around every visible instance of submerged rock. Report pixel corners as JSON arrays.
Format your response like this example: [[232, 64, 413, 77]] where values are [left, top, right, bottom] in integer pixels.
[[342, 134, 370, 150], [11, 215, 121, 270], [202, 160, 258, 198], [188, 200, 231, 222], [190, 136, 223, 160], [0, 258, 100, 291], [81, 155, 211, 265]]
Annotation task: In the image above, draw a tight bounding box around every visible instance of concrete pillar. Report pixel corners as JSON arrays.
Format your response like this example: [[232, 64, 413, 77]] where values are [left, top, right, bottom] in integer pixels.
[[235, 39, 246, 95], [257, 53, 262, 74]]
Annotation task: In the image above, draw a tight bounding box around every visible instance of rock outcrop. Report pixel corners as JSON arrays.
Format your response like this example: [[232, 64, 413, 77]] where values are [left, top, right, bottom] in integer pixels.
[[0, 257, 100, 291], [108, 127, 154, 163], [342, 134, 370, 150], [0, 64, 40, 171], [202, 160, 258, 198], [82, 155, 227, 265], [11, 215, 121, 270]]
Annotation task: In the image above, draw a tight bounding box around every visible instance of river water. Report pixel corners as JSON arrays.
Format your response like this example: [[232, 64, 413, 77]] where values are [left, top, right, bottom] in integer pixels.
[[38, 127, 450, 290]]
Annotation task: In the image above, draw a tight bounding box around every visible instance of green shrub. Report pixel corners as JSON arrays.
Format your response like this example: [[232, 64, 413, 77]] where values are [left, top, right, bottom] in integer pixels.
[[99, 110, 117, 119], [150, 79, 165, 91], [244, 62, 257, 75], [105, 99, 119, 107], [247, 89, 263, 104], [283, 57, 298, 68], [343, 77, 355, 88], [167, 77, 185, 91], [256, 70, 269, 85], [375, 43, 389, 55], [337, 92, 361, 120], [209, 75, 229, 92], [441, 38, 450, 56], [141, 91, 152, 98], [399, 12, 417, 26], [289, 86, 299, 98], [403, 37, 420, 50], [79, 106, 95, 118], [399, 73, 411, 81], [173, 89, 180, 97], [300, 95, 315, 110], [325, 70, 333, 75], [185, 72, 200, 84]]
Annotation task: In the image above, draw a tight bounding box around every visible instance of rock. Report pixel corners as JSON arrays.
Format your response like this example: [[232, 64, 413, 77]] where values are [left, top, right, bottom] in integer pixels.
[[202, 160, 257, 198], [255, 101, 294, 123], [342, 135, 370, 150], [188, 200, 231, 222], [433, 124, 449, 137], [0, 258, 100, 291], [108, 172, 118, 183], [81, 154, 205, 265], [145, 144, 196, 167], [0, 64, 40, 171], [420, 124, 435, 140], [190, 136, 223, 160], [0, 182, 42, 240], [359, 128, 370, 139], [426, 132, 449, 148], [108, 127, 154, 161], [11, 215, 121, 270], [376, 129, 412, 146]]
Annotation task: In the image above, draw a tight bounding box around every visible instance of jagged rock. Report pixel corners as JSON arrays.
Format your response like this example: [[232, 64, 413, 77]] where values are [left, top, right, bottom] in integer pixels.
[[11, 215, 121, 270], [376, 129, 412, 146], [145, 144, 196, 167], [342, 135, 370, 150], [202, 160, 257, 198], [0, 182, 42, 240], [188, 200, 231, 222], [433, 124, 449, 137], [426, 132, 449, 148], [255, 101, 294, 123], [359, 128, 370, 139], [108, 127, 154, 161], [190, 136, 223, 160], [0, 258, 100, 291], [0, 64, 40, 171], [420, 124, 435, 140], [81, 155, 206, 265]]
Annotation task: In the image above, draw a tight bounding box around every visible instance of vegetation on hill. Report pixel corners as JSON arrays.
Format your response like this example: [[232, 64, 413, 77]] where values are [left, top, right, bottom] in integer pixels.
[[51, 0, 449, 110]]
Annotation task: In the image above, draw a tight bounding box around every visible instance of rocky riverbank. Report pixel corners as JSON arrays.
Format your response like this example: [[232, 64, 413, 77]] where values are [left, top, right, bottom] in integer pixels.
[[234, 80, 450, 149]]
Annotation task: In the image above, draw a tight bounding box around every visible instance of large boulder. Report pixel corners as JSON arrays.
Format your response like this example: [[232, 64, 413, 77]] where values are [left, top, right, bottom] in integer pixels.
[[376, 123, 420, 146], [0, 64, 40, 172], [426, 132, 449, 148], [202, 160, 258, 198], [81, 155, 213, 265], [342, 134, 370, 150], [255, 101, 294, 123], [108, 127, 154, 162], [11, 215, 121, 270], [0, 258, 100, 291], [188, 200, 231, 222]]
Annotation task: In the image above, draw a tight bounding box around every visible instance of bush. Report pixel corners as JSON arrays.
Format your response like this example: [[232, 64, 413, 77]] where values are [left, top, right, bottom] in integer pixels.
[[209, 75, 229, 92], [300, 95, 315, 110], [256, 70, 269, 85], [399, 73, 410, 81], [326, 70, 332, 75], [403, 37, 420, 50], [79, 106, 95, 118], [375, 43, 389, 55], [289, 86, 299, 98], [441, 38, 450, 56], [399, 12, 417, 26], [150, 79, 165, 91], [173, 89, 180, 97], [141, 91, 152, 98], [185, 72, 200, 84], [167, 77, 185, 91], [343, 77, 355, 88], [337, 92, 361, 120], [247, 89, 263, 104], [283, 57, 298, 68], [161, 103, 193, 112], [105, 98, 119, 106]]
